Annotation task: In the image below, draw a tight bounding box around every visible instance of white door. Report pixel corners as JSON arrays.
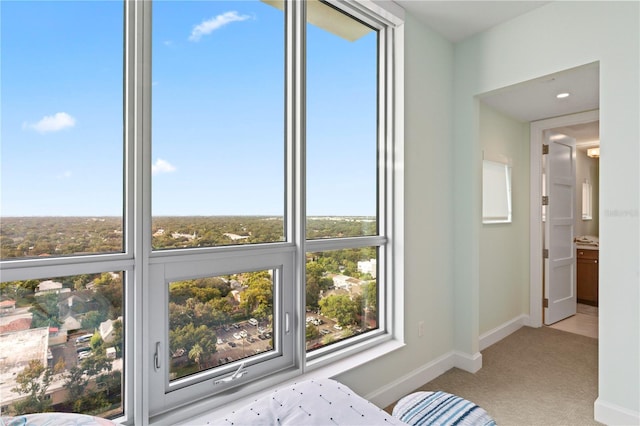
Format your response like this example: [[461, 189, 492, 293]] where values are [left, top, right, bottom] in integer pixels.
[[544, 130, 577, 325]]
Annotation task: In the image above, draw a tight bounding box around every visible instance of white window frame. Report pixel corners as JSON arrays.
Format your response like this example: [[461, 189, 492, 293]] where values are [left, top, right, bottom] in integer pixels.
[[0, 1, 404, 424]]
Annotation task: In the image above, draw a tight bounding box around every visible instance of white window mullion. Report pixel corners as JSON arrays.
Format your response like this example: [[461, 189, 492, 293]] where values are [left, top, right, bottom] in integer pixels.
[[290, 0, 308, 373], [136, 0, 152, 423]]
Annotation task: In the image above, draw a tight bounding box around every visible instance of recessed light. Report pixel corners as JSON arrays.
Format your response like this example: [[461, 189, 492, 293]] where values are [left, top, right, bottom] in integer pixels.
[[556, 92, 570, 99]]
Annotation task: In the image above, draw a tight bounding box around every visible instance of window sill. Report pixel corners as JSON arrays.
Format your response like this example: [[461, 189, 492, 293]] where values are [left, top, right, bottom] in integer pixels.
[[154, 338, 404, 425]]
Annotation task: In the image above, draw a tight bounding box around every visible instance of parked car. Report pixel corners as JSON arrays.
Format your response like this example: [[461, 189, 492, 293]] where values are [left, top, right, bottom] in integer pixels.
[[333, 324, 343, 330], [248, 318, 258, 326], [228, 341, 237, 348], [75, 334, 93, 345]]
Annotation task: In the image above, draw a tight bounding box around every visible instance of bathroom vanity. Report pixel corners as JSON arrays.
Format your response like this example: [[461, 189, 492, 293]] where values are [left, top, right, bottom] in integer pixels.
[[576, 237, 599, 306]]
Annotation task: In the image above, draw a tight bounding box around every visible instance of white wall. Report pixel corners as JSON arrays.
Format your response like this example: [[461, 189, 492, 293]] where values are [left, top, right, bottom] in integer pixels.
[[336, 12, 458, 399], [479, 103, 530, 335], [454, 2, 639, 423], [336, 4, 638, 423]]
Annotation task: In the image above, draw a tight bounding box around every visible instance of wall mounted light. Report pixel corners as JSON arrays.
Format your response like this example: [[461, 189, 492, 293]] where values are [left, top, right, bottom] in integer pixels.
[[587, 147, 600, 158], [556, 92, 570, 99]]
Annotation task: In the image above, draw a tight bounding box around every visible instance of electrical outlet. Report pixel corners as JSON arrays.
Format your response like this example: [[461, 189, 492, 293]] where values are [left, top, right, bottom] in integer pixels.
[[418, 321, 425, 337]]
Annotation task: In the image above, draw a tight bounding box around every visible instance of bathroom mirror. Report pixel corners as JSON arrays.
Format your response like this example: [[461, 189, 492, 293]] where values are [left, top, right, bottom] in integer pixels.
[[482, 159, 512, 224]]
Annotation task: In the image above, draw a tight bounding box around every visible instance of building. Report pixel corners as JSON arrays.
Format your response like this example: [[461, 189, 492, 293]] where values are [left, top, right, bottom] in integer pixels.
[[35, 280, 64, 295], [0, 328, 50, 405], [356, 259, 376, 278], [99, 316, 123, 344]]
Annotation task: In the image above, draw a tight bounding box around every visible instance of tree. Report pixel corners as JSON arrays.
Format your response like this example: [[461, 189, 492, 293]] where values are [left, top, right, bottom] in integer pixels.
[[189, 343, 204, 370], [30, 292, 61, 328], [319, 294, 358, 326], [82, 310, 106, 331], [11, 360, 57, 414], [111, 319, 124, 357], [92, 273, 123, 318], [81, 346, 112, 378], [169, 323, 216, 367], [361, 281, 377, 312], [240, 272, 272, 318], [64, 366, 89, 411], [305, 323, 319, 341]]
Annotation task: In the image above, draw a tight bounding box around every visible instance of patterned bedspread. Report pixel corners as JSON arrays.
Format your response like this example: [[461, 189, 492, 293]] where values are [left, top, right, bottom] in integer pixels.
[[206, 378, 405, 425]]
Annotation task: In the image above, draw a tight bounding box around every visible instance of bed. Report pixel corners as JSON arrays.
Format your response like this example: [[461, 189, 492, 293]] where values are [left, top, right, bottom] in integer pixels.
[[0, 380, 495, 425], [206, 378, 405, 425], [204, 378, 496, 425]]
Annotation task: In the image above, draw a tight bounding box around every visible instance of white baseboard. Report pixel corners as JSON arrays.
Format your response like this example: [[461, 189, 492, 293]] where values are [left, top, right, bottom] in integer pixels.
[[479, 314, 528, 350], [365, 351, 456, 408], [453, 350, 482, 373], [595, 397, 640, 425], [368, 315, 529, 408], [365, 349, 483, 408]]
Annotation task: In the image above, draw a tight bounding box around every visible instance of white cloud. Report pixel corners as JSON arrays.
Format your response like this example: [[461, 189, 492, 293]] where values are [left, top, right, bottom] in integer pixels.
[[152, 158, 177, 175], [25, 112, 76, 133], [189, 11, 251, 42]]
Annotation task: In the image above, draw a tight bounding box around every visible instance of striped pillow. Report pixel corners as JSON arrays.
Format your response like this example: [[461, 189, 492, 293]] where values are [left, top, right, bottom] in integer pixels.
[[392, 391, 496, 426]]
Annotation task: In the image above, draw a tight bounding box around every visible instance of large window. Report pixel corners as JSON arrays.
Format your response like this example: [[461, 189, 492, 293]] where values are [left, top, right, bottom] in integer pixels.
[[0, 0, 127, 421], [1, 0, 402, 423]]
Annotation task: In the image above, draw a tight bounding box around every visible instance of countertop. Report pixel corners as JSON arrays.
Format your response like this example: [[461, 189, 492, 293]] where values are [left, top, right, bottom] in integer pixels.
[[575, 235, 599, 250]]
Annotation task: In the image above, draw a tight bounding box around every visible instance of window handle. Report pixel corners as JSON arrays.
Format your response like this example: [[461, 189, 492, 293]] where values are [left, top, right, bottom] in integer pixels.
[[214, 362, 248, 385], [154, 342, 161, 371], [285, 312, 290, 334]]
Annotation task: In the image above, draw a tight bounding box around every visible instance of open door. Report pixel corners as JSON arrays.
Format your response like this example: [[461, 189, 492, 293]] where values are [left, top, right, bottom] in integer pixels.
[[543, 130, 577, 325]]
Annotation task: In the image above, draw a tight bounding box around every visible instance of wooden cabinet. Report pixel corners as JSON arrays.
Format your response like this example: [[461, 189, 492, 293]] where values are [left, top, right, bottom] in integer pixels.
[[577, 248, 598, 306]]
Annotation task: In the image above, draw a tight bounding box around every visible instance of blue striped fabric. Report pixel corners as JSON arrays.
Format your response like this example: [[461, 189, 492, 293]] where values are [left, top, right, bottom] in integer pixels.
[[392, 391, 496, 426]]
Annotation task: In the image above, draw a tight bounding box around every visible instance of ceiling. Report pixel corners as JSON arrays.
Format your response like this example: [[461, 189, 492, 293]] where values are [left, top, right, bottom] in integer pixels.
[[394, 1, 551, 43], [394, 1, 600, 144]]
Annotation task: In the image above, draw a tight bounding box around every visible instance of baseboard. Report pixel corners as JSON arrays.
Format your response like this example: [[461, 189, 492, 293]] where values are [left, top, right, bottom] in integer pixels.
[[453, 350, 482, 373], [367, 315, 531, 409], [365, 351, 456, 408], [365, 348, 484, 408], [479, 314, 528, 350], [594, 397, 640, 425]]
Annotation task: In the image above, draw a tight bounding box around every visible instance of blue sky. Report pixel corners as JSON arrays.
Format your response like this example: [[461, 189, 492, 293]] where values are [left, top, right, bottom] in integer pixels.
[[1, 1, 377, 217]]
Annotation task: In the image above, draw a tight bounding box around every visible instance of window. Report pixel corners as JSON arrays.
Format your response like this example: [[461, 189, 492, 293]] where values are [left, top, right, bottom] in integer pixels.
[[1, 0, 127, 421], [1, 0, 403, 422], [482, 159, 513, 224]]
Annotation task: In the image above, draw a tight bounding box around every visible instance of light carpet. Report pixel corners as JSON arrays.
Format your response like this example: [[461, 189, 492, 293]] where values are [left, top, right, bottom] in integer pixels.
[[386, 326, 600, 425]]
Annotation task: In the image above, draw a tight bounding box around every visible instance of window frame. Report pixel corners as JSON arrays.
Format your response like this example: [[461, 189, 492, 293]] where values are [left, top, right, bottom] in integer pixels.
[[0, 0, 404, 424]]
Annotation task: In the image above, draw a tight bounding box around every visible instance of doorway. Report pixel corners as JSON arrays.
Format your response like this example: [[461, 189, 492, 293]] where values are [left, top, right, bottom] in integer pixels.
[[529, 110, 600, 329]]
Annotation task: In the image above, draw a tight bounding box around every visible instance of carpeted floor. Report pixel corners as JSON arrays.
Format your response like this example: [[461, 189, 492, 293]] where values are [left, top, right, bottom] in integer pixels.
[[385, 326, 600, 425]]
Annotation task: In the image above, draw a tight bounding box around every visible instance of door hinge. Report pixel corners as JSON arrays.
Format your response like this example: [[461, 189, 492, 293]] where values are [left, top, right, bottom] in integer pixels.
[[542, 196, 549, 206], [542, 144, 549, 155], [543, 298, 549, 308], [543, 248, 549, 258]]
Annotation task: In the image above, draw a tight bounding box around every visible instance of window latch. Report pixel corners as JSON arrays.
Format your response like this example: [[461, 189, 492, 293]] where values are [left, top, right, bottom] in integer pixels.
[[154, 342, 161, 371], [214, 362, 248, 385]]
